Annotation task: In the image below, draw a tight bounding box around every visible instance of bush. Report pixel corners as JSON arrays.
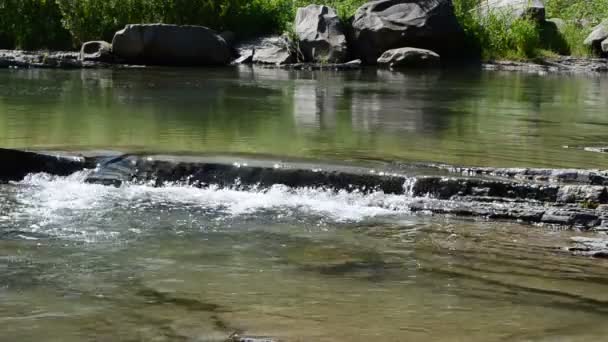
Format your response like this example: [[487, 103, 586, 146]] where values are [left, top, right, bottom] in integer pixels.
[[0, 0, 71, 49], [56, 0, 290, 44]]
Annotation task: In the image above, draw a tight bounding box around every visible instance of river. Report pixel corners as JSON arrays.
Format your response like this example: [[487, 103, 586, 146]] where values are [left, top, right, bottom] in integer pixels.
[[1, 66, 608, 341]]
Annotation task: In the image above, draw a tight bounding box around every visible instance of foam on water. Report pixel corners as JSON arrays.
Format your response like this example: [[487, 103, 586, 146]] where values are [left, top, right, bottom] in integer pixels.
[[0, 172, 415, 242]]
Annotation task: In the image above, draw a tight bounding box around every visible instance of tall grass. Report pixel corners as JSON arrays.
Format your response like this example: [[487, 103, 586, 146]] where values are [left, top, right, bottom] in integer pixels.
[[545, 0, 608, 25], [454, 0, 542, 60]]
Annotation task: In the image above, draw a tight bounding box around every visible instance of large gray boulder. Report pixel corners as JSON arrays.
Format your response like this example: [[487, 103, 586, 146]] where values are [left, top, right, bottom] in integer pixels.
[[295, 5, 348, 63], [377, 47, 440, 68], [79, 41, 113, 63], [350, 0, 465, 64], [584, 20, 608, 54], [235, 36, 295, 65], [476, 0, 545, 22], [602, 38, 608, 54], [111, 24, 231, 65]]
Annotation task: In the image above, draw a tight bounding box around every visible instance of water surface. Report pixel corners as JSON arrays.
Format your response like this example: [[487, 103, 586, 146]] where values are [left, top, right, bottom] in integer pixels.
[[1, 67, 608, 168], [2, 67, 608, 341]]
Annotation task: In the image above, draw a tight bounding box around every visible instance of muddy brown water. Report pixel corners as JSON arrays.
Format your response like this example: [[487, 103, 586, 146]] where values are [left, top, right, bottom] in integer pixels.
[[1, 67, 608, 341]]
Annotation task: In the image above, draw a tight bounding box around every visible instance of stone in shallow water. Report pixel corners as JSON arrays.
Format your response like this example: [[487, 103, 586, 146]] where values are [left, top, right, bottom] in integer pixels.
[[377, 48, 441, 69], [84, 155, 138, 187]]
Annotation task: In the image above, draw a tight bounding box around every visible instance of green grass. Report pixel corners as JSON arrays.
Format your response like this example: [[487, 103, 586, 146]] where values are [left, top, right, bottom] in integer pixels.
[[453, 0, 606, 60]]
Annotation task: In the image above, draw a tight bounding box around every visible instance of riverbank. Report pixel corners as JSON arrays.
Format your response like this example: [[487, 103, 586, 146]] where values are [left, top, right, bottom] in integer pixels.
[[2, 49, 608, 75], [3, 2, 608, 70]]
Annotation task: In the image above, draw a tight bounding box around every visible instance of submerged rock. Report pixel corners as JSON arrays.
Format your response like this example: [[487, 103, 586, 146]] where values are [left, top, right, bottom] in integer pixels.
[[377, 47, 441, 68], [350, 0, 465, 64], [111, 24, 232, 66], [295, 5, 348, 63]]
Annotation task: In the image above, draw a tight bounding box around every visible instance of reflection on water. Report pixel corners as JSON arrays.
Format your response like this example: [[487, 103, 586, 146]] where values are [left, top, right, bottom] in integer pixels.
[[2, 175, 608, 341], [1, 67, 608, 168]]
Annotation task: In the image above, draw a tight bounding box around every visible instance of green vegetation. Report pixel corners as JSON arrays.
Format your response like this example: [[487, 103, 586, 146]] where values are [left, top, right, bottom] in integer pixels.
[[454, 0, 603, 60], [0, 0, 606, 60]]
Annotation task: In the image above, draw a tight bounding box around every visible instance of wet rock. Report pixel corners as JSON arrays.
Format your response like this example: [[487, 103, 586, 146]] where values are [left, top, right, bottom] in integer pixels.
[[603, 38, 608, 54], [568, 237, 608, 258], [411, 177, 559, 202], [434, 164, 608, 185], [0, 148, 86, 183], [267, 60, 361, 71], [0, 49, 132, 69], [350, 0, 465, 64], [477, 0, 546, 23], [483, 57, 608, 74], [557, 185, 608, 204], [295, 5, 348, 63], [111, 24, 231, 65], [133, 158, 405, 194], [80, 41, 114, 63], [377, 47, 441, 68], [541, 208, 600, 228], [409, 199, 546, 223], [0, 50, 82, 69], [584, 19, 608, 55], [236, 36, 295, 65], [84, 155, 138, 187]]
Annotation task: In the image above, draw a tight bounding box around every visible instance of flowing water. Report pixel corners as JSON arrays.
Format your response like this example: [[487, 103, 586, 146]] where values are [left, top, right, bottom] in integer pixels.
[[2, 67, 608, 341]]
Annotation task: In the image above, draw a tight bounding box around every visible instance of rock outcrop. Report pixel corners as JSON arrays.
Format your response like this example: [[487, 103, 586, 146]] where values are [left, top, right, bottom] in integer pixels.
[[5, 148, 608, 230], [377, 47, 440, 68], [0, 149, 86, 183], [584, 20, 608, 55], [235, 36, 295, 65], [476, 0, 546, 22], [295, 5, 348, 63], [350, 0, 466, 64], [111, 24, 231, 65], [79, 41, 114, 63]]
